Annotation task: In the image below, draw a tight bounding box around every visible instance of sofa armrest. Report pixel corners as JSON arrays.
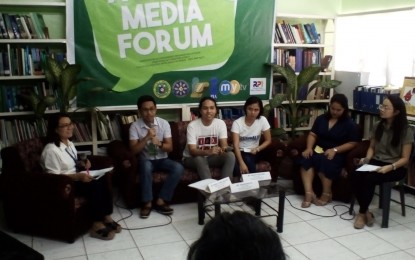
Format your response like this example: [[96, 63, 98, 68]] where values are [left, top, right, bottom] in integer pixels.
[[4, 172, 74, 202], [88, 155, 114, 170]]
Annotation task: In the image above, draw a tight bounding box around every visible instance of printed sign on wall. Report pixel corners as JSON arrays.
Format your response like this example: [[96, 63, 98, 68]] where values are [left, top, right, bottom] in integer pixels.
[[74, 0, 275, 106]]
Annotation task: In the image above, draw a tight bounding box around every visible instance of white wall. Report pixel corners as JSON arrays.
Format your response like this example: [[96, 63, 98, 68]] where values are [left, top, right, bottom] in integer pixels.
[[277, 0, 341, 16], [340, 0, 415, 14]]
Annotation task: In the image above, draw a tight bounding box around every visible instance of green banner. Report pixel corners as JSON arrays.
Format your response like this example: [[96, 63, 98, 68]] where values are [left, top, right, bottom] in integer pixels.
[[74, 0, 275, 106]]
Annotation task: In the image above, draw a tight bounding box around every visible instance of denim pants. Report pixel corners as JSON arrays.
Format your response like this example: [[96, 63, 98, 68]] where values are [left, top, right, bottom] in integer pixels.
[[233, 152, 257, 177], [138, 158, 184, 203]]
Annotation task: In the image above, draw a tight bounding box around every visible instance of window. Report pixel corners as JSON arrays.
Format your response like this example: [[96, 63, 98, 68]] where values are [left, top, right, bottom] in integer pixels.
[[335, 9, 415, 87]]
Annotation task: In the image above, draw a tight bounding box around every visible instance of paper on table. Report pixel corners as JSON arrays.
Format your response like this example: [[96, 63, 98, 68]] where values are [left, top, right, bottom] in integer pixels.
[[188, 177, 231, 193], [81, 167, 114, 179], [356, 164, 380, 172]]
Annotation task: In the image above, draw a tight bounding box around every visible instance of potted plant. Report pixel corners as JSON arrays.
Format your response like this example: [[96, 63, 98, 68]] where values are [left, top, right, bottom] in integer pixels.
[[264, 64, 341, 138]]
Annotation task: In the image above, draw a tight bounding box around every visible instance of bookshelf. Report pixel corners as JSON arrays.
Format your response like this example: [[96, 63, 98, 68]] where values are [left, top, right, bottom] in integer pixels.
[[0, 1, 68, 147], [271, 14, 335, 133]]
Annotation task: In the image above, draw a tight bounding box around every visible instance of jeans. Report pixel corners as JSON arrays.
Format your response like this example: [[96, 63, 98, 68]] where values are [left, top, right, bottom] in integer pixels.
[[183, 151, 235, 180], [138, 158, 184, 203], [233, 152, 257, 177]]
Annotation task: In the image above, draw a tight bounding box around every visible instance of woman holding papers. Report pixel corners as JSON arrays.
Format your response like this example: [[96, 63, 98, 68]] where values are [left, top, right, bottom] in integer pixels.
[[40, 113, 120, 240], [352, 95, 414, 229], [300, 94, 360, 208], [231, 97, 271, 179]]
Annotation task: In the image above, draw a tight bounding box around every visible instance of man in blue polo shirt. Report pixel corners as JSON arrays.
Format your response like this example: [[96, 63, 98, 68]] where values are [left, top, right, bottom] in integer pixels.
[[129, 95, 184, 219]]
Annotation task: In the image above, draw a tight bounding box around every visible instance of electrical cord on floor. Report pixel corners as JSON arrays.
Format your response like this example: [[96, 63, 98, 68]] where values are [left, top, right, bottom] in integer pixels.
[[112, 193, 173, 231], [285, 196, 354, 220], [287, 192, 415, 221]]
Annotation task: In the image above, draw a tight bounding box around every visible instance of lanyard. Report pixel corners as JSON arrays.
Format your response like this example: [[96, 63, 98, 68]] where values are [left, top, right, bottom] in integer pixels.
[[65, 146, 77, 164]]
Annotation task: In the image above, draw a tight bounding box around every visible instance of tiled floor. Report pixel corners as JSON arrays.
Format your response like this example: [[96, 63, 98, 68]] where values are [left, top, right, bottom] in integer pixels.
[[2, 187, 415, 260]]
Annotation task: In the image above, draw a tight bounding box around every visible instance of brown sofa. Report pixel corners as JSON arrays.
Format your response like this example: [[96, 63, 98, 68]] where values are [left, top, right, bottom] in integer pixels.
[[0, 137, 114, 243], [287, 134, 369, 202], [107, 119, 288, 209]]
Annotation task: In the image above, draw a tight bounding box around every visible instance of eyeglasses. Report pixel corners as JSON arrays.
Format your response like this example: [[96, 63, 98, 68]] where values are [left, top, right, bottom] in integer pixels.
[[378, 104, 393, 111], [58, 122, 74, 128]]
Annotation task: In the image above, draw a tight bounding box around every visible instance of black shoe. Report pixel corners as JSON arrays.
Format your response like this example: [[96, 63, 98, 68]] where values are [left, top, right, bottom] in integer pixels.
[[139, 206, 152, 219], [153, 203, 174, 215]]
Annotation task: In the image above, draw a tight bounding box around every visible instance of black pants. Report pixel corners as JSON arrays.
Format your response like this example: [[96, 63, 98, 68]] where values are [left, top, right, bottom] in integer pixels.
[[74, 174, 113, 221], [351, 159, 406, 214]]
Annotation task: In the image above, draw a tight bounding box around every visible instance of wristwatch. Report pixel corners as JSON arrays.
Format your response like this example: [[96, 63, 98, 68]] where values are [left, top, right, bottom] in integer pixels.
[[333, 147, 338, 153]]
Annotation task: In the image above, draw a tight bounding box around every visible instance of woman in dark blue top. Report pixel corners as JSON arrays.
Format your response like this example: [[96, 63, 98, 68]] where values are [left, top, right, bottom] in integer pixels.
[[300, 94, 360, 208]]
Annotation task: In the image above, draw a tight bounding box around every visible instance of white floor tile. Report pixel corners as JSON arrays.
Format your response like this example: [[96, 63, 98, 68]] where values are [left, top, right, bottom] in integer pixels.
[[32, 237, 86, 260], [283, 246, 309, 260], [88, 248, 143, 260], [130, 224, 183, 247], [335, 231, 399, 258], [370, 225, 415, 250], [308, 215, 365, 237], [172, 218, 204, 241], [280, 221, 329, 245], [139, 241, 189, 260], [365, 250, 415, 260], [3, 191, 415, 260], [294, 239, 360, 260]]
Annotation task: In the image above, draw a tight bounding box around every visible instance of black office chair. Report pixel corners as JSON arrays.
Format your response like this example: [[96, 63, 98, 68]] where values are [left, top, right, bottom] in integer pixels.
[[349, 178, 406, 228]]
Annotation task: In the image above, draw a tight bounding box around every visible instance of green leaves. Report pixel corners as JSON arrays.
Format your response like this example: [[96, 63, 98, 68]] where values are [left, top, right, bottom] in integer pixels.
[[267, 63, 341, 137]]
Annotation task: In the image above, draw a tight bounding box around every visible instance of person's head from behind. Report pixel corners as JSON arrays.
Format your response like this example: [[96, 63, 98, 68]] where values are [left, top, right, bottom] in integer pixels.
[[187, 211, 286, 260], [46, 112, 74, 147], [137, 95, 157, 125], [198, 96, 218, 123], [244, 96, 264, 120], [327, 93, 349, 120]]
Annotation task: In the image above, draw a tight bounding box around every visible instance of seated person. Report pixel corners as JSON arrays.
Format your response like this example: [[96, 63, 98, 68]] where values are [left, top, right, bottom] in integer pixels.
[[300, 94, 359, 208], [187, 211, 286, 260], [40, 113, 121, 241], [232, 96, 271, 180], [129, 95, 184, 219], [183, 97, 235, 180], [352, 95, 414, 229]]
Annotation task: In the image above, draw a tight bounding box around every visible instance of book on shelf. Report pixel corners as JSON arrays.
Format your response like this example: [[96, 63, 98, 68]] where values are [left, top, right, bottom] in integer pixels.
[[0, 13, 8, 39], [300, 24, 312, 44], [2, 14, 16, 39], [321, 55, 333, 72], [23, 15, 38, 39]]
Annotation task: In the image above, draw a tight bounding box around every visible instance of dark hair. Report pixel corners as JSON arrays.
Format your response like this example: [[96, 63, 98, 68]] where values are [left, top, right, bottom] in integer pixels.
[[198, 96, 218, 111], [137, 95, 156, 109], [46, 112, 72, 147], [244, 96, 264, 119], [325, 93, 350, 121], [187, 211, 286, 260], [375, 94, 408, 147]]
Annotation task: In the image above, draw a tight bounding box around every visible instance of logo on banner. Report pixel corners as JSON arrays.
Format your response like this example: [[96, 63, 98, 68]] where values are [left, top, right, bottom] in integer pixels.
[[250, 78, 266, 95]]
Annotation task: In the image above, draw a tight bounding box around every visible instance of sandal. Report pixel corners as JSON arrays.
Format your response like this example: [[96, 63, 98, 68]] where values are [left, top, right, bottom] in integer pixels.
[[315, 193, 332, 206], [90, 227, 115, 240], [105, 221, 122, 233], [301, 192, 316, 208]]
